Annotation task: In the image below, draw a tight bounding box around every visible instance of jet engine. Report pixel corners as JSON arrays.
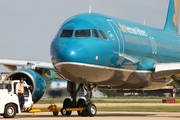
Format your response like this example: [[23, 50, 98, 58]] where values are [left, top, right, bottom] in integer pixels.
[[5, 67, 46, 103]]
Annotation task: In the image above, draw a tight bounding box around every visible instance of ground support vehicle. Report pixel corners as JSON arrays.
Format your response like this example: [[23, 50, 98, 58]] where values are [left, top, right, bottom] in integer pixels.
[[0, 80, 21, 118], [0, 80, 61, 118], [21, 104, 60, 116]]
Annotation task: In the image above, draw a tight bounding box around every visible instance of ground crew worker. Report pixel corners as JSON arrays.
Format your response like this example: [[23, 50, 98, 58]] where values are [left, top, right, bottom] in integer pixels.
[[16, 78, 30, 109]]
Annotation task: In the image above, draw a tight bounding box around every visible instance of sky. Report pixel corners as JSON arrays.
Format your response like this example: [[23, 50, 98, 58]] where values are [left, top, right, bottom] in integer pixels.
[[0, 0, 169, 71]]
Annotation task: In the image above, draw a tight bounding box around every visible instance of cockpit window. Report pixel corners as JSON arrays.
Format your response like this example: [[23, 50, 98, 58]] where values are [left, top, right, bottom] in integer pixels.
[[60, 30, 73, 38], [92, 29, 101, 39], [98, 30, 108, 40], [75, 29, 90, 38]]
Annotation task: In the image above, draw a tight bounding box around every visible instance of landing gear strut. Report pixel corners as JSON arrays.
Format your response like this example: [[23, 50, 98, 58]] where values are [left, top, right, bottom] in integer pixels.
[[61, 81, 97, 117]]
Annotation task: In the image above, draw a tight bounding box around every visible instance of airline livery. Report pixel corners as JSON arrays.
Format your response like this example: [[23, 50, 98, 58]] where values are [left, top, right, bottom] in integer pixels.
[[0, 0, 180, 117]]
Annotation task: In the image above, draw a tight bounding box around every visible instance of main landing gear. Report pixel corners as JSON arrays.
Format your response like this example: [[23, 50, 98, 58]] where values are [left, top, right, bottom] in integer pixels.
[[60, 81, 97, 117]]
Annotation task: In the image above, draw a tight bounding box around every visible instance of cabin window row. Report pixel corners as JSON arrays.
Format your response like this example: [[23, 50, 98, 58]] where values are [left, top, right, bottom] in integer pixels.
[[124, 34, 180, 51]]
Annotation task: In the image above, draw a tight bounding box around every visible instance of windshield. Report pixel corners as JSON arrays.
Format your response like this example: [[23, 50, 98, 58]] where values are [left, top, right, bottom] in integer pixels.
[[0, 83, 12, 92], [60, 30, 73, 38], [59, 29, 107, 40], [75, 29, 90, 38]]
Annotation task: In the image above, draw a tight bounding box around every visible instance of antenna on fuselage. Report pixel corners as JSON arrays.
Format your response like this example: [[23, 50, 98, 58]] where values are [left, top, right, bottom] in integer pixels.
[[89, 5, 91, 13], [143, 19, 146, 25]]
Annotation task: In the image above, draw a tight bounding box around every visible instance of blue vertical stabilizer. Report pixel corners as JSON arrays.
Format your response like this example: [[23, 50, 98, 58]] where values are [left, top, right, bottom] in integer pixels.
[[164, 0, 179, 33]]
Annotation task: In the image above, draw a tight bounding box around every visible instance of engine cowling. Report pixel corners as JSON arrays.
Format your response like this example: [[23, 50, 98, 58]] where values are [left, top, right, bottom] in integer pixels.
[[5, 67, 46, 103]]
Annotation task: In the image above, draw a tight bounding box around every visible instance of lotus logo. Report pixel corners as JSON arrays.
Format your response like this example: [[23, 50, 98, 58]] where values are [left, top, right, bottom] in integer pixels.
[[107, 31, 115, 40], [118, 23, 127, 33]]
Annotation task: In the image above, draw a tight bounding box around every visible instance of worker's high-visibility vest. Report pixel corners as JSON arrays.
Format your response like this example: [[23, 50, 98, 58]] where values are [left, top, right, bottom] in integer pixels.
[[17, 83, 24, 94]]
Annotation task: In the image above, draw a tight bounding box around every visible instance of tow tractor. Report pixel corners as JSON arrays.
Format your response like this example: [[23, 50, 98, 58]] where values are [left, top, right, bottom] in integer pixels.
[[0, 79, 96, 118], [0, 80, 60, 118]]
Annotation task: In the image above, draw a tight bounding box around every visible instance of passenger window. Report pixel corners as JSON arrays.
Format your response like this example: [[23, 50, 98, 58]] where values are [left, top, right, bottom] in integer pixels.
[[98, 30, 108, 40], [60, 30, 73, 38], [75, 29, 90, 38], [92, 29, 101, 39]]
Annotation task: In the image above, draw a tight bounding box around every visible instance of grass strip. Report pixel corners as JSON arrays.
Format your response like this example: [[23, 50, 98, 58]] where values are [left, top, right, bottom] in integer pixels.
[[97, 106, 180, 112]]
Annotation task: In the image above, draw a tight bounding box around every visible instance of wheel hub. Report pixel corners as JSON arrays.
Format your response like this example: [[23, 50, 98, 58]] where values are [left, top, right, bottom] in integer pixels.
[[90, 106, 96, 115], [8, 107, 14, 115]]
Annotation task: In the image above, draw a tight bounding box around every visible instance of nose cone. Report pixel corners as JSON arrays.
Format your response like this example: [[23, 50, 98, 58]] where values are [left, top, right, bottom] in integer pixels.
[[52, 41, 88, 63]]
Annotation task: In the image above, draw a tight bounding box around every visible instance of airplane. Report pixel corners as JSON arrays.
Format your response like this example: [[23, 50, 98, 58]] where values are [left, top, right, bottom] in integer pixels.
[[0, 0, 180, 117]]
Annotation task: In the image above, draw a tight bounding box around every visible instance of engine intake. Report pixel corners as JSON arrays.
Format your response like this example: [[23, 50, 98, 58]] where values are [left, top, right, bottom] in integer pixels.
[[5, 68, 46, 103]]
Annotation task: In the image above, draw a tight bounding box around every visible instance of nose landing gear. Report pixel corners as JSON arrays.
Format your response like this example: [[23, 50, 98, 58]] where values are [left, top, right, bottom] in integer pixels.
[[61, 81, 97, 117]]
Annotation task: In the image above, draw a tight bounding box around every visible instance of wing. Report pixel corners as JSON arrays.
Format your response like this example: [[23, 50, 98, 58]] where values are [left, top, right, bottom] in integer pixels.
[[0, 58, 54, 71], [155, 63, 180, 72], [0, 58, 67, 79], [153, 63, 180, 82]]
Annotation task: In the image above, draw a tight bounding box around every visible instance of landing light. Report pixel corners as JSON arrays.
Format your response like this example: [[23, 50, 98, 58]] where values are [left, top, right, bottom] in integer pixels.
[[70, 51, 75, 55], [95, 56, 98, 60]]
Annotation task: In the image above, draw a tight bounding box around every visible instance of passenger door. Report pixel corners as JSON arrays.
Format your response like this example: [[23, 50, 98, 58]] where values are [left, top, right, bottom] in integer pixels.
[[107, 19, 124, 56]]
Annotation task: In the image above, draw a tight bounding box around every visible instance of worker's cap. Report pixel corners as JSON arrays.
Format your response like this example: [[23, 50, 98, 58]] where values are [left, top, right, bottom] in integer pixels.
[[20, 78, 24, 82]]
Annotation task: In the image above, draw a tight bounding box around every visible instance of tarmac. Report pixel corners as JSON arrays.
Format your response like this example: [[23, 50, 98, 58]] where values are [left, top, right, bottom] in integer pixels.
[[1, 112, 180, 120], [1, 103, 180, 120]]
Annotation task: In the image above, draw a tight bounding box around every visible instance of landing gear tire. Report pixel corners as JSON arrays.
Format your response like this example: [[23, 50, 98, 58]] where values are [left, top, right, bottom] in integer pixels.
[[87, 103, 97, 117], [3, 104, 16, 118], [61, 98, 72, 116], [77, 98, 88, 116]]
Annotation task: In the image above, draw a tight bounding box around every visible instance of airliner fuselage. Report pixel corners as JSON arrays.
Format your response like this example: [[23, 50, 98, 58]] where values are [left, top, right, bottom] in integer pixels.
[[50, 12, 180, 90]]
